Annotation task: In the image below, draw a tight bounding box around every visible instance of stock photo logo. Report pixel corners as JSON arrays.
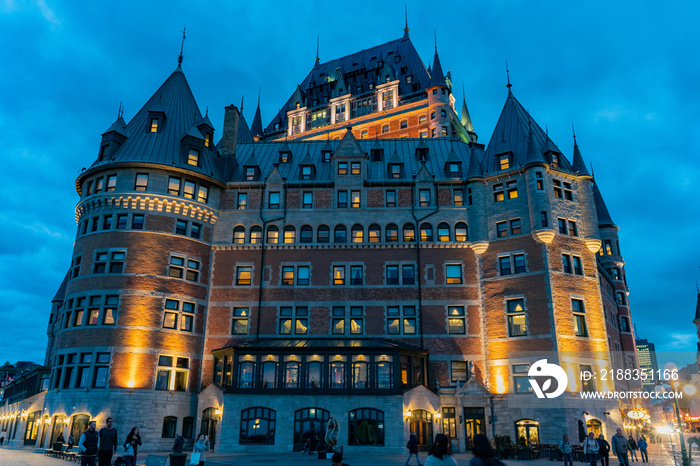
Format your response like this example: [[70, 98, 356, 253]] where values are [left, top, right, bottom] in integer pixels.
[[528, 359, 569, 399]]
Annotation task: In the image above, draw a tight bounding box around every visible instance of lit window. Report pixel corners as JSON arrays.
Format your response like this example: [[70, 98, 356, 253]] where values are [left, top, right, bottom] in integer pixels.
[[420, 223, 433, 242], [448, 306, 466, 334], [451, 361, 468, 383], [233, 226, 245, 244], [419, 115, 427, 124], [350, 190, 360, 208], [536, 171, 544, 190], [187, 149, 199, 166], [351, 162, 361, 175], [155, 355, 189, 391], [445, 264, 462, 284], [236, 266, 252, 285], [453, 189, 464, 206], [351, 224, 363, 243], [237, 193, 247, 209], [279, 306, 308, 335], [333, 265, 345, 285], [506, 180, 518, 199], [168, 177, 181, 196], [283, 226, 296, 243], [106, 175, 117, 192], [197, 186, 209, 203], [455, 222, 468, 242], [232, 307, 249, 334], [250, 226, 262, 244], [493, 183, 504, 202], [205, 132, 212, 147], [499, 154, 509, 170], [281, 266, 294, 285], [338, 162, 348, 175], [183, 181, 195, 199], [368, 224, 381, 243], [507, 299, 527, 337], [163, 299, 195, 332], [572, 299, 587, 337], [134, 174, 148, 191], [150, 118, 159, 132], [403, 223, 415, 242], [360, 130, 368, 139], [387, 306, 416, 334], [332, 307, 364, 335]]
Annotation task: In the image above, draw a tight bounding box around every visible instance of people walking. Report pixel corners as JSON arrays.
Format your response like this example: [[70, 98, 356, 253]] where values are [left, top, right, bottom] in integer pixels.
[[0, 427, 6, 446], [583, 432, 599, 466], [98, 417, 118, 466], [559, 434, 573, 466], [78, 420, 99, 466], [637, 436, 648, 463], [406, 431, 421, 466], [122, 427, 142, 466], [426, 433, 458, 465], [191, 434, 209, 466], [597, 433, 610, 466], [67, 433, 75, 450], [612, 428, 630, 466], [173, 432, 185, 454], [628, 436, 638, 462], [469, 434, 504, 466]]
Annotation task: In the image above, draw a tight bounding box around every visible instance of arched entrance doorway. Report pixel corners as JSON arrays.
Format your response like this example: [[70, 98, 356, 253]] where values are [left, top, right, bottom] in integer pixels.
[[200, 408, 218, 451], [515, 419, 540, 445], [409, 409, 433, 451], [70, 414, 89, 444], [587, 419, 602, 437], [293, 408, 330, 452], [50, 415, 66, 446], [24, 411, 41, 446]]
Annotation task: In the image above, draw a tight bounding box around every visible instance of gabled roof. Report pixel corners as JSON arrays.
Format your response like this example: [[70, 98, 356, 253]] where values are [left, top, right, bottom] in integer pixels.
[[592, 181, 617, 228], [482, 90, 571, 174], [90, 66, 222, 180], [265, 35, 430, 133]]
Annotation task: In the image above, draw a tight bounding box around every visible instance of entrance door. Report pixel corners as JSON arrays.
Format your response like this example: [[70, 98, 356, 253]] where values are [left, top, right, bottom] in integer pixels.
[[463, 407, 485, 451], [293, 408, 330, 452], [200, 408, 218, 451], [409, 409, 433, 451]]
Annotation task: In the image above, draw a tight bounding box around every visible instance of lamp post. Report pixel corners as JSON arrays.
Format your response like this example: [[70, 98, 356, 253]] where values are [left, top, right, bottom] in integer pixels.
[[665, 382, 695, 466]]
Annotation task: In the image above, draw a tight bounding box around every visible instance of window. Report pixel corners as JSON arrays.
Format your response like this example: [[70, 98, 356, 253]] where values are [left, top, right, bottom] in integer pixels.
[[338, 162, 348, 175], [620, 316, 630, 332], [448, 306, 466, 334], [240, 408, 276, 445], [403, 223, 415, 242], [236, 266, 252, 285], [386, 265, 399, 285], [317, 225, 330, 243], [562, 254, 572, 274], [183, 181, 196, 199], [513, 364, 532, 393], [302, 191, 313, 208], [400, 119, 408, 129], [279, 306, 308, 335], [360, 130, 368, 139], [616, 292, 626, 306], [155, 355, 189, 391], [300, 225, 313, 243], [453, 189, 464, 206], [419, 189, 430, 207], [70, 256, 81, 280], [334, 225, 347, 243], [557, 218, 567, 234], [150, 118, 159, 133], [93, 250, 125, 274], [332, 306, 364, 335], [390, 164, 402, 178], [283, 226, 296, 244], [266, 225, 279, 244], [301, 165, 313, 180], [333, 265, 345, 285], [349, 409, 385, 446], [134, 173, 148, 191], [580, 364, 595, 392], [132, 214, 144, 230], [168, 177, 181, 196], [437, 223, 450, 241], [536, 171, 544, 190], [568, 220, 578, 236], [268, 192, 280, 209], [337, 190, 348, 208], [386, 190, 397, 207], [450, 361, 469, 384], [106, 175, 117, 192], [297, 266, 310, 285], [350, 190, 361, 208], [499, 154, 510, 170], [387, 306, 417, 334], [368, 224, 381, 243], [187, 149, 199, 166], [496, 221, 507, 238], [507, 299, 527, 337], [102, 215, 113, 230], [233, 226, 246, 244], [281, 266, 294, 285], [182, 417, 194, 438], [455, 222, 468, 242], [350, 265, 363, 285], [402, 264, 416, 285], [431, 111, 436, 119], [250, 226, 262, 244], [446, 264, 462, 284], [386, 224, 398, 242], [493, 183, 504, 202], [351, 162, 361, 175], [506, 180, 518, 199], [85, 180, 93, 196], [197, 185, 209, 203], [572, 299, 587, 337], [93, 353, 110, 387], [604, 240, 613, 255], [169, 255, 200, 281], [420, 223, 433, 242], [95, 177, 104, 193], [163, 299, 195, 332], [510, 218, 522, 235], [553, 179, 573, 200], [381, 124, 389, 134], [540, 211, 548, 228], [175, 219, 188, 235], [232, 307, 249, 334], [499, 253, 526, 276], [245, 167, 256, 181]]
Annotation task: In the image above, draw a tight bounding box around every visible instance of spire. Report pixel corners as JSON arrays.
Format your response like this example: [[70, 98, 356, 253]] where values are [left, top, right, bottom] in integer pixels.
[[177, 26, 186, 67], [428, 35, 447, 88], [314, 35, 320, 66], [240, 95, 244, 113], [506, 61, 512, 93], [460, 82, 475, 134], [403, 4, 410, 38], [466, 145, 484, 180], [251, 88, 263, 140], [571, 125, 591, 176]]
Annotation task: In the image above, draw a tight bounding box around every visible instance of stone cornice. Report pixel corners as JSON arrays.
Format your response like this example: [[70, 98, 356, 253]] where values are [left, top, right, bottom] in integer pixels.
[[75, 195, 219, 225]]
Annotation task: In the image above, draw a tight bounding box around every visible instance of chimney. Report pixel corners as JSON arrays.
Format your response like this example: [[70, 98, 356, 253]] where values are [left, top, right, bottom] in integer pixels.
[[221, 105, 240, 157]]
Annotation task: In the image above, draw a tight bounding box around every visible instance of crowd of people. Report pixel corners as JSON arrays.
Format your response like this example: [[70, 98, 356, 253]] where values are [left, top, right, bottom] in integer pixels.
[[561, 427, 649, 466]]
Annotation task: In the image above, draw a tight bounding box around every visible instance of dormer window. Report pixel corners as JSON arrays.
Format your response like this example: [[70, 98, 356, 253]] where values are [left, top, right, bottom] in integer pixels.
[[150, 118, 159, 133], [371, 148, 383, 161], [322, 151, 332, 163], [188, 149, 200, 167], [274, 123, 280, 130], [301, 166, 313, 180], [204, 133, 212, 147], [389, 164, 402, 179], [279, 151, 292, 163], [295, 102, 301, 109], [245, 167, 256, 181], [499, 154, 510, 171], [448, 163, 461, 177], [551, 153, 559, 168]]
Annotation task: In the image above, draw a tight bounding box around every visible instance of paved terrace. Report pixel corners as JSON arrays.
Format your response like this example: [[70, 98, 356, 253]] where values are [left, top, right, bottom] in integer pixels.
[[0, 443, 677, 466]]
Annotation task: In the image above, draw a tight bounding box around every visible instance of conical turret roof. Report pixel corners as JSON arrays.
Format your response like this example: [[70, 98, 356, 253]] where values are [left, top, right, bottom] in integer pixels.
[[466, 146, 484, 180], [592, 182, 617, 228], [251, 101, 263, 138], [571, 137, 591, 176], [461, 97, 474, 133], [694, 290, 700, 323], [428, 49, 447, 88]]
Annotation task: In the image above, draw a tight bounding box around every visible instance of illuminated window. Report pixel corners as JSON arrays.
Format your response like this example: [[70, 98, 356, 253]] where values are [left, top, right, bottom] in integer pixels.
[[168, 177, 181, 196], [232, 307, 249, 334], [338, 162, 348, 175], [205, 132, 212, 147], [445, 264, 462, 284], [420, 223, 433, 242], [419, 115, 427, 124], [351, 162, 361, 175], [360, 130, 368, 139], [452, 189, 464, 207], [155, 355, 189, 391], [169, 255, 200, 282], [553, 179, 572, 200], [281, 266, 294, 285], [332, 306, 364, 335], [150, 118, 159, 132], [499, 154, 510, 170], [368, 224, 380, 243], [572, 299, 587, 337], [448, 306, 466, 334], [187, 149, 199, 166], [437, 222, 450, 241], [333, 265, 345, 285], [536, 171, 544, 190], [279, 306, 308, 335], [350, 190, 361, 208], [451, 362, 468, 384], [351, 224, 363, 243], [387, 306, 416, 334], [163, 299, 195, 332], [236, 266, 252, 285], [283, 226, 296, 243], [493, 183, 504, 202], [507, 180, 518, 199], [134, 173, 148, 191], [403, 223, 415, 242], [507, 299, 527, 337], [249, 226, 262, 244], [455, 222, 468, 242], [237, 193, 247, 209], [197, 185, 209, 203]]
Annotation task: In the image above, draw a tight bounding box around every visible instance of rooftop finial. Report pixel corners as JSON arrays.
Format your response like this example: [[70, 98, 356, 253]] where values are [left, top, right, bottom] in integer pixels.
[[205, 106, 208, 117], [117, 101, 123, 119], [572, 123, 578, 146], [258, 86, 261, 105], [240, 94, 244, 112], [315, 35, 320, 64], [462, 82, 466, 103], [403, 4, 410, 37], [178, 26, 186, 66], [434, 30, 437, 52], [590, 162, 595, 177], [506, 61, 512, 88]]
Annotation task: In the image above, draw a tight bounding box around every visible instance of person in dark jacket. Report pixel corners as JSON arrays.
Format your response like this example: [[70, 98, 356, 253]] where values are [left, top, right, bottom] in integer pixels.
[[98, 417, 118, 466], [628, 436, 638, 462], [406, 432, 421, 466], [597, 434, 610, 466], [122, 427, 142, 466], [172, 433, 184, 454], [79, 421, 98, 466]]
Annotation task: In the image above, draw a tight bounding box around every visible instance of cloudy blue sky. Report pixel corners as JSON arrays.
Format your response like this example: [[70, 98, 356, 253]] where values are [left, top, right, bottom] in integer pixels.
[[1, 1, 698, 367]]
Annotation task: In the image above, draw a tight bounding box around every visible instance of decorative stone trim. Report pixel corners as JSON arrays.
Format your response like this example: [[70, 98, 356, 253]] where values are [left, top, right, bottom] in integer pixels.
[[585, 238, 602, 253], [213, 242, 472, 251], [75, 195, 218, 225], [470, 241, 489, 254], [531, 228, 555, 244]]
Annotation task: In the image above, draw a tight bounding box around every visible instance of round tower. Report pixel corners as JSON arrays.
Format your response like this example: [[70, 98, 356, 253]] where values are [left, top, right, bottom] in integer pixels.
[[426, 47, 452, 138]]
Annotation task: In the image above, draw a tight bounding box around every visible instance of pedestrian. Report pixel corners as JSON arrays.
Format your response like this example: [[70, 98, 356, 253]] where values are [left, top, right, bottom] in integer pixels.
[[191, 434, 209, 466], [57, 432, 65, 444], [98, 417, 118, 466], [308, 425, 317, 455], [406, 431, 421, 466], [637, 436, 648, 463], [426, 433, 458, 465], [0, 427, 6, 446], [122, 427, 142, 466], [173, 432, 185, 454], [612, 427, 630, 466], [583, 432, 599, 466], [78, 420, 99, 466], [469, 433, 504, 466], [627, 436, 638, 462], [67, 433, 75, 451], [331, 452, 351, 466], [559, 434, 573, 466], [597, 433, 610, 466]]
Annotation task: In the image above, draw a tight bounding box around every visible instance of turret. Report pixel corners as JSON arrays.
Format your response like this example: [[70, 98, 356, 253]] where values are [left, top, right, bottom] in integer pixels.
[[426, 46, 451, 138]]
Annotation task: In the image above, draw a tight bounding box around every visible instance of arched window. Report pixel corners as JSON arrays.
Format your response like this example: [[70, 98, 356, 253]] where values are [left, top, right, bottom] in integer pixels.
[[419, 115, 427, 124], [293, 408, 330, 452], [455, 222, 468, 242], [360, 130, 368, 139], [437, 222, 450, 241], [368, 224, 381, 243], [403, 223, 416, 242], [284, 225, 296, 244], [317, 225, 330, 243], [240, 407, 276, 445], [250, 225, 262, 244], [162, 416, 177, 438], [381, 124, 389, 134], [420, 223, 433, 242], [183, 417, 194, 439], [266, 225, 279, 244], [348, 408, 384, 446], [70, 414, 89, 444], [351, 224, 364, 243], [441, 109, 447, 118], [515, 419, 540, 445], [386, 224, 398, 243], [334, 225, 347, 243], [233, 226, 245, 244], [300, 225, 313, 243], [400, 120, 408, 129]]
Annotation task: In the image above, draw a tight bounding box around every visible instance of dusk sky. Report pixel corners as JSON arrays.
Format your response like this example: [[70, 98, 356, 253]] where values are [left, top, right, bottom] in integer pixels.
[[1, 1, 698, 367]]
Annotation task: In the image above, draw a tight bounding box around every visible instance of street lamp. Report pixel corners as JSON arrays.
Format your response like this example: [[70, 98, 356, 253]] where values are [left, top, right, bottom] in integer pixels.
[[659, 382, 695, 466]]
